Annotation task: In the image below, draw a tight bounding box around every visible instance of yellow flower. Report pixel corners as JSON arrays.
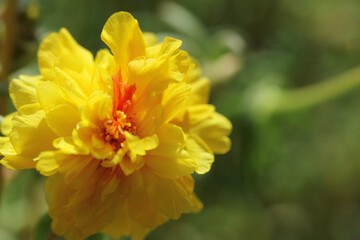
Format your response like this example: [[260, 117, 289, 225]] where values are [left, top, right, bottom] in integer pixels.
[[0, 12, 232, 240]]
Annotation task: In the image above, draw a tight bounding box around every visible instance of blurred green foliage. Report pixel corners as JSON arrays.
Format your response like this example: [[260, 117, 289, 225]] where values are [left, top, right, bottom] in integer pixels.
[[2, 0, 360, 239]]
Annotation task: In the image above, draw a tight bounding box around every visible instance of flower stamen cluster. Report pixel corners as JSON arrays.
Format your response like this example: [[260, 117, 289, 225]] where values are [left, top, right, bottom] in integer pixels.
[[100, 110, 136, 151], [99, 73, 137, 152]]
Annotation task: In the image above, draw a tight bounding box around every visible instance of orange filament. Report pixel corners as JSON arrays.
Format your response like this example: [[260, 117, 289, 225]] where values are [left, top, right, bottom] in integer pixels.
[[111, 70, 136, 116], [100, 70, 136, 151]]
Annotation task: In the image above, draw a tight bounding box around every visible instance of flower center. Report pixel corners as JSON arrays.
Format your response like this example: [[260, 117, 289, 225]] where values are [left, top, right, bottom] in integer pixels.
[[100, 110, 136, 151], [100, 72, 136, 151]]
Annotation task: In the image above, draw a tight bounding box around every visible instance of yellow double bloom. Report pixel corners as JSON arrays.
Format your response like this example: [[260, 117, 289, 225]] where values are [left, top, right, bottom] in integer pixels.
[[0, 12, 232, 240]]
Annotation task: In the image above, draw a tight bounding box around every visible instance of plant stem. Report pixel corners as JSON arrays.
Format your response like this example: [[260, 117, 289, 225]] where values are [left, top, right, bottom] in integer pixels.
[[273, 66, 360, 113], [46, 231, 57, 240], [1, 0, 17, 109], [0, 0, 17, 203]]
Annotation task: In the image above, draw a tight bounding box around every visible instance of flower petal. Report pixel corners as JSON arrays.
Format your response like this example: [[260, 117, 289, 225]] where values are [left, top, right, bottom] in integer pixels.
[[188, 77, 211, 105], [162, 82, 190, 123], [38, 28, 94, 81], [94, 49, 116, 74], [187, 104, 215, 126], [142, 168, 194, 219], [36, 151, 62, 176], [186, 134, 214, 174], [0, 137, 35, 169], [177, 175, 203, 212], [45, 167, 123, 240], [191, 112, 232, 154], [102, 204, 151, 240], [125, 171, 168, 228], [9, 104, 57, 158], [146, 37, 191, 82], [143, 32, 158, 47], [45, 104, 80, 137], [146, 155, 196, 179], [101, 12, 145, 71], [9, 75, 41, 109], [148, 123, 189, 159], [125, 133, 159, 156], [1, 112, 15, 135]]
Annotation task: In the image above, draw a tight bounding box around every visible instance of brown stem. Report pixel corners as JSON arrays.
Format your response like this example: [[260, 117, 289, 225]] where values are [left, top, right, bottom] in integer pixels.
[[0, 0, 18, 206], [46, 231, 58, 240], [1, 0, 17, 114]]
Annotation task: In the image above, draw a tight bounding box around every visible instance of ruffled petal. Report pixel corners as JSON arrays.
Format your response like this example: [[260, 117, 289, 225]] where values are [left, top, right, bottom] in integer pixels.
[[9, 104, 57, 158], [38, 28, 94, 97], [142, 168, 196, 219], [177, 175, 203, 212], [186, 134, 214, 174], [143, 32, 158, 47], [102, 205, 151, 240], [146, 37, 191, 82], [45, 167, 124, 240], [91, 67, 114, 96], [94, 49, 116, 74], [0, 137, 35, 169], [125, 133, 159, 156], [37, 81, 69, 112], [73, 91, 113, 159], [149, 123, 189, 159], [188, 77, 211, 105], [1, 112, 15, 135], [101, 12, 146, 72], [38, 28, 94, 77], [146, 155, 196, 179], [185, 58, 202, 84], [125, 171, 168, 228], [9, 75, 41, 109], [191, 112, 232, 154], [45, 104, 80, 137], [162, 82, 190, 123]]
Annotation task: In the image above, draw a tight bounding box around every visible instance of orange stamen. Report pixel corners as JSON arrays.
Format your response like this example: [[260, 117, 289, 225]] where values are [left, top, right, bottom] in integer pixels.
[[103, 69, 137, 151]]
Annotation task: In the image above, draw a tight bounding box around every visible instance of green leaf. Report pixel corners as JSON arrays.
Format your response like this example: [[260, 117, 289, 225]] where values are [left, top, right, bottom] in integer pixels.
[[87, 233, 114, 240], [0, 169, 44, 233], [34, 213, 52, 240]]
